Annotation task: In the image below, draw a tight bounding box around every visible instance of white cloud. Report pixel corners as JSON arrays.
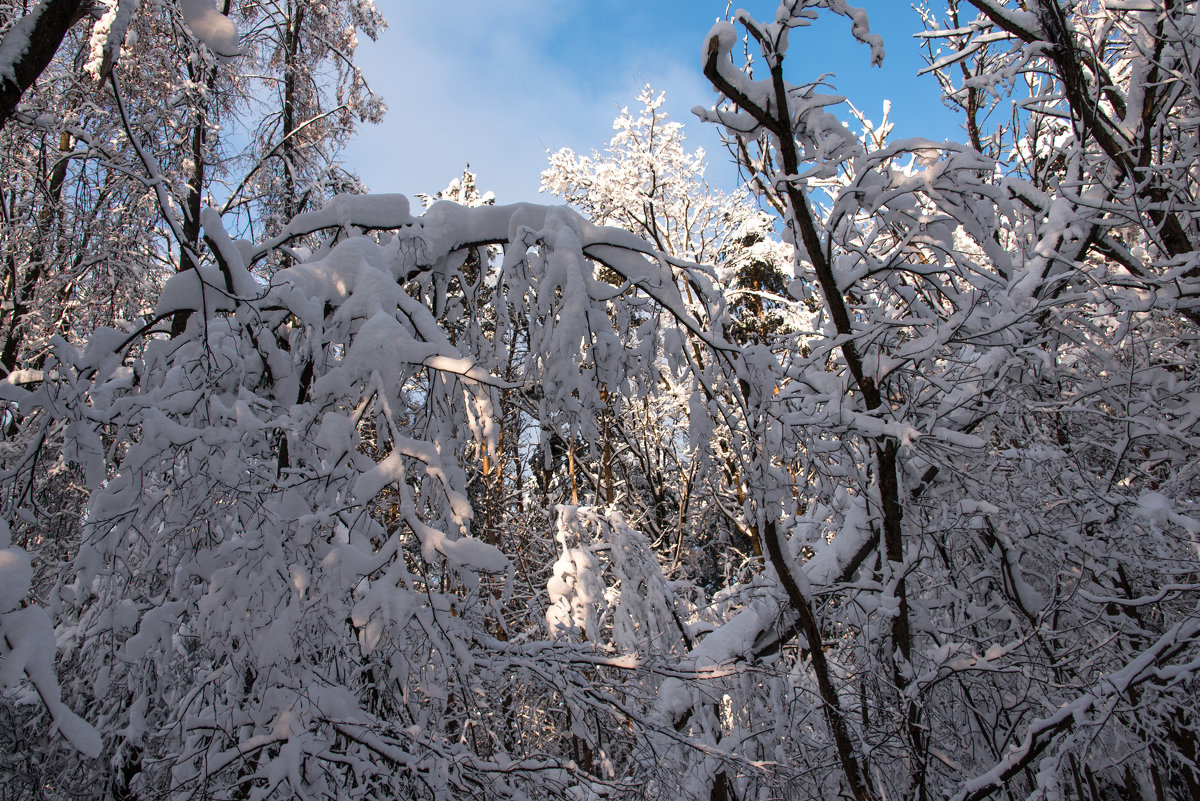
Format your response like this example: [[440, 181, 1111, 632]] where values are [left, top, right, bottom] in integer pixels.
[[344, 1, 734, 203], [343, 1, 959, 204]]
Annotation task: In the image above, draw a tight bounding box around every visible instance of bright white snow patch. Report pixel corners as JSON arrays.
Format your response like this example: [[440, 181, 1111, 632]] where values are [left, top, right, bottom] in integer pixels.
[[180, 0, 240, 57]]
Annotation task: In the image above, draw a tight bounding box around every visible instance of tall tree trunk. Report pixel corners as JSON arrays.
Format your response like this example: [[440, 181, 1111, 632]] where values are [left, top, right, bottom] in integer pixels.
[[171, 1, 233, 336], [1, 132, 70, 373], [281, 1, 305, 224]]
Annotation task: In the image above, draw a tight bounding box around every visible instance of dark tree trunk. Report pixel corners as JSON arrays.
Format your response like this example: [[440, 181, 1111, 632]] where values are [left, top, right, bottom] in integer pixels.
[[0, 0, 88, 130]]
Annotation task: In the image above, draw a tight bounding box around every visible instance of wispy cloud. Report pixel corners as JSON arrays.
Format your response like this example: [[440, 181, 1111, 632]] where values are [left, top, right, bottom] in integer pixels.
[[344, 1, 958, 204]]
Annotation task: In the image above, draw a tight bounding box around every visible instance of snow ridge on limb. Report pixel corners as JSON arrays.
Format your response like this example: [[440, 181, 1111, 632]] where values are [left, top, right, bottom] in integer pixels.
[[84, 0, 141, 80], [767, 1, 885, 65], [654, 495, 877, 728], [0, 519, 100, 757], [951, 611, 1200, 801]]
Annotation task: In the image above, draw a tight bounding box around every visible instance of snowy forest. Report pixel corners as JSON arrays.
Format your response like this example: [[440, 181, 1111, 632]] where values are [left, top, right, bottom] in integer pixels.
[[1, 0, 1199, 799]]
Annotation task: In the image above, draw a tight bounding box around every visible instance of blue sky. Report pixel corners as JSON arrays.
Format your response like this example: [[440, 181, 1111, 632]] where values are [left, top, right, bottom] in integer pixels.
[[345, 1, 962, 203]]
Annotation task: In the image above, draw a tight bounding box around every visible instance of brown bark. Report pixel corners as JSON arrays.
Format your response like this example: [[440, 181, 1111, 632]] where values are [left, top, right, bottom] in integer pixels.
[[762, 517, 874, 801], [703, 23, 922, 798]]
